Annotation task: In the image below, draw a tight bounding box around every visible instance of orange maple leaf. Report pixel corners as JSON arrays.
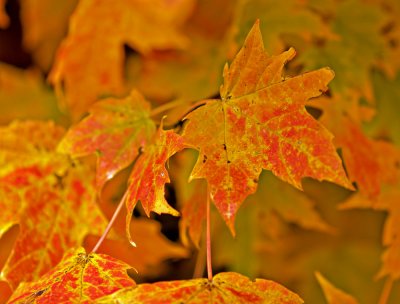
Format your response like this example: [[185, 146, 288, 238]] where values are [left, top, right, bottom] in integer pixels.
[[95, 272, 304, 303], [182, 20, 353, 233], [7, 247, 135, 303]]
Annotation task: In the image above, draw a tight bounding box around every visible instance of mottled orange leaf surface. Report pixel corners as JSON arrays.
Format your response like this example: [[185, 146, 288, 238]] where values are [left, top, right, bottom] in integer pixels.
[[58, 90, 156, 190], [0, 121, 108, 289], [95, 272, 304, 303], [316, 272, 359, 304], [7, 247, 135, 303], [49, 0, 194, 119], [182, 20, 352, 233], [125, 126, 184, 243]]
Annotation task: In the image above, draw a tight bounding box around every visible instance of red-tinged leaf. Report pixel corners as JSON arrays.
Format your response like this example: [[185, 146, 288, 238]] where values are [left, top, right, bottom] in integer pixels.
[[125, 126, 184, 242], [58, 90, 156, 191], [94, 272, 304, 303], [49, 0, 194, 119], [182, 20, 352, 233], [7, 247, 135, 303], [315, 272, 359, 304], [0, 161, 108, 289], [0, 121, 109, 288]]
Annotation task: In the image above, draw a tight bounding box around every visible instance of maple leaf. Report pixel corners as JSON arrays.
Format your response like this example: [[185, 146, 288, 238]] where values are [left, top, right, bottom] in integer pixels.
[[182, 20, 352, 233], [85, 218, 188, 276], [58, 89, 156, 191], [0, 120, 108, 289], [125, 125, 184, 243], [95, 272, 304, 303], [49, 0, 194, 119], [7, 247, 135, 303], [315, 272, 359, 304]]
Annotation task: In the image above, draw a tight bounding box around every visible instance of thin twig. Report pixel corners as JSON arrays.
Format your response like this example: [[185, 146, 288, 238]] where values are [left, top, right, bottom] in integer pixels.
[[91, 191, 128, 253]]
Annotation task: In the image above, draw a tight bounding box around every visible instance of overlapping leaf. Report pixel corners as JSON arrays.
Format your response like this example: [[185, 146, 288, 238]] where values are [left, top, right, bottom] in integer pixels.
[[125, 126, 184, 243], [95, 272, 304, 303], [182, 20, 352, 233], [49, 0, 194, 119], [7, 247, 135, 303], [0, 121, 108, 289], [58, 90, 156, 190]]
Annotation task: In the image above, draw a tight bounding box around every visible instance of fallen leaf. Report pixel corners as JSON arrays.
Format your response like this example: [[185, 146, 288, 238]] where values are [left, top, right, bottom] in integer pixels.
[[95, 272, 304, 303], [182, 20, 352, 233], [7, 247, 135, 303]]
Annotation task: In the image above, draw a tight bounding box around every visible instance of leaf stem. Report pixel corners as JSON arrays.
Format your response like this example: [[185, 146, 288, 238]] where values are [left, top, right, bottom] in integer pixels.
[[378, 277, 394, 304], [206, 184, 213, 281], [91, 191, 128, 254]]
